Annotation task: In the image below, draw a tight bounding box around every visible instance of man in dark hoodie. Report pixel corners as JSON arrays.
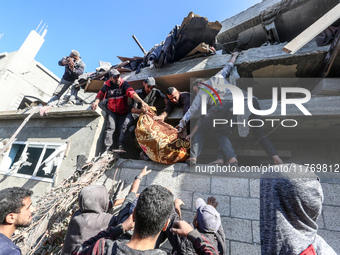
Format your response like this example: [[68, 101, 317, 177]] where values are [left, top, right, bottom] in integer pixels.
[[62, 185, 117, 255], [260, 163, 336, 255], [72, 185, 219, 255]]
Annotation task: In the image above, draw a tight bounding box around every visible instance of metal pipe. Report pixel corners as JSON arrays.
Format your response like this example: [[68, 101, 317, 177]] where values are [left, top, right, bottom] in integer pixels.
[[132, 34, 147, 56]]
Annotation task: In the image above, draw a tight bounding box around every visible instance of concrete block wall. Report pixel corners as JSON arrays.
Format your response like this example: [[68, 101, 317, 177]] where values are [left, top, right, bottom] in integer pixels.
[[107, 159, 340, 254]]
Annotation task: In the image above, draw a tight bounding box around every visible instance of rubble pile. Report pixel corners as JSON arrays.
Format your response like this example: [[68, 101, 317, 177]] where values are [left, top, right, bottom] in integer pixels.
[[12, 154, 117, 255]]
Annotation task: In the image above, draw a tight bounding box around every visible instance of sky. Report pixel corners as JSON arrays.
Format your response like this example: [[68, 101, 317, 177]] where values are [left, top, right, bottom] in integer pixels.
[[0, 0, 261, 78]]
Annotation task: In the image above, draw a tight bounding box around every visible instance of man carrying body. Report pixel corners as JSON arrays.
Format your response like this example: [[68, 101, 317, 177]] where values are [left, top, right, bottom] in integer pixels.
[[123, 76, 167, 157], [154, 87, 192, 137], [91, 69, 148, 153], [0, 187, 36, 255]]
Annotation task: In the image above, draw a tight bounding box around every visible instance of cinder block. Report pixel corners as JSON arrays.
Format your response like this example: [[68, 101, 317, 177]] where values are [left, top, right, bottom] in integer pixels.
[[192, 192, 230, 217], [318, 229, 340, 254], [211, 177, 249, 197], [230, 241, 261, 255], [317, 211, 325, 229], [177, 173, 211, 193], [250, 179, 260, 198], [145, 170, 178, 191], [117, 185, 132, 200], [180, 209, 195, 223], [118, 168, 147, 186], [322, 183, 340, 206], [252, 221, 260, 244], [172, 190, 193, 211], [225, 240, 230, 255], [231, 197, 260, 220], [323, 206, 340, 231], [222, 217, 252, 243]]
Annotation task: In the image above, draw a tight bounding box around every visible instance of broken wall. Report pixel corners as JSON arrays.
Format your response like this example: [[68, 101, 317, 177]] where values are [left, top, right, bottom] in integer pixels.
[[0, 52, 59, 111], [0, 107, 106, 195]]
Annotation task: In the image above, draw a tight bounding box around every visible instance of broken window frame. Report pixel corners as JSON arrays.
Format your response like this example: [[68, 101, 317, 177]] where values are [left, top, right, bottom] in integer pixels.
[[0, 141, 66, 183]]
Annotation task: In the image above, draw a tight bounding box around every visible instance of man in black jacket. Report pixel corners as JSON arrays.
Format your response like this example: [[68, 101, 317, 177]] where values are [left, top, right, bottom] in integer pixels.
[[48, 50, 85, 106]]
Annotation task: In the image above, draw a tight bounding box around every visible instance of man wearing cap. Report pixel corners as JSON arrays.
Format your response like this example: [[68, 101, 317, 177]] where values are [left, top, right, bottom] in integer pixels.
[[48, 50, 85, 106], [122, 76, 167, 156], [39, 50, 85, 116], [91, 69, 148, 153], [164, 196, 226, 255], [132, 77, 167, 114]]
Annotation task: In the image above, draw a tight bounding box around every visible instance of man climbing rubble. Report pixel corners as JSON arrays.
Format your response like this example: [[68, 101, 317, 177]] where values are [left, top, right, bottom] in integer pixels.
[[91, 69, 149, 154], [122, 76, 167, 157], [188, 79, 283, 165]]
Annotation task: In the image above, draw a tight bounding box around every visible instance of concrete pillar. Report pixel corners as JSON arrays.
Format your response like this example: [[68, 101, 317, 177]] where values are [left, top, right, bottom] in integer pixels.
[[7, 30, 45, 73]]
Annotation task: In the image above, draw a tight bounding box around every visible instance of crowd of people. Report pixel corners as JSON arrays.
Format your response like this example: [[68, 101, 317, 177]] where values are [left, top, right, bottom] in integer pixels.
[[0, 164, 336, 254]]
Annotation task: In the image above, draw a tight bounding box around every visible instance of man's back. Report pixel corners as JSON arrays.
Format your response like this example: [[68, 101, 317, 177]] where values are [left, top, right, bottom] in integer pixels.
[[0, 233, 21, 255], [91, 238, 166, 255]]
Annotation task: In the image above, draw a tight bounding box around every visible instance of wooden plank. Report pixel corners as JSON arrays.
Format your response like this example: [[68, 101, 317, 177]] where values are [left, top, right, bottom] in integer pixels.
[[283, 3, 340, 54], [117, 56, 134, 62], [84, 79, 105, 93], [185, 43, 211, 57], [322, 28, 340, 77]]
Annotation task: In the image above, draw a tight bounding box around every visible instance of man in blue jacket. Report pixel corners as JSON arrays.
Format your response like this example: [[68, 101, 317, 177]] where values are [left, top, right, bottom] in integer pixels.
[[0, 187, 36, 255]]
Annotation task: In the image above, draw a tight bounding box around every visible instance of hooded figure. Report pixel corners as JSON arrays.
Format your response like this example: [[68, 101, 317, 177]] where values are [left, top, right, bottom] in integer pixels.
[[260, 164, 336, 255], [62, 185, 116, 255]]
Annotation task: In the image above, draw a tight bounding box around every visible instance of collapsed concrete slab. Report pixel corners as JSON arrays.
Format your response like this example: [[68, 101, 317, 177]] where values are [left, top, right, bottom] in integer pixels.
[[216, 0, 340, 52], [120, 40, 331, 98]]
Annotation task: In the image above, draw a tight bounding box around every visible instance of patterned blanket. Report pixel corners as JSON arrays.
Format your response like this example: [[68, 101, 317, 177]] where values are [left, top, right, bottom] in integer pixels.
[[135, 108, 190, 164]]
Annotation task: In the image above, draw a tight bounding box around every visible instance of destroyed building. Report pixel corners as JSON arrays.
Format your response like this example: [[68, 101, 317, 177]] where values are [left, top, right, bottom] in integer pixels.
[[0, 0, 340, 254]]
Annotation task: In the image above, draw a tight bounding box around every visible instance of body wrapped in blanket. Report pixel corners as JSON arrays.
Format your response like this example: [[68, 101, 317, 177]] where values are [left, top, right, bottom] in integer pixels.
[[135, 108, 190, 164]]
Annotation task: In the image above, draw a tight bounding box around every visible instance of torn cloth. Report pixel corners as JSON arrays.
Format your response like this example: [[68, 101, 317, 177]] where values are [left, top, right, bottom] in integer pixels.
[[135, 108, 190, 164]]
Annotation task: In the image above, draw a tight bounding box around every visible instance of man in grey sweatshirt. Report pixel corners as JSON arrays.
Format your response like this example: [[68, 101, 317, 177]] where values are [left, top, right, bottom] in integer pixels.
[[260, 164, 336, 255]]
